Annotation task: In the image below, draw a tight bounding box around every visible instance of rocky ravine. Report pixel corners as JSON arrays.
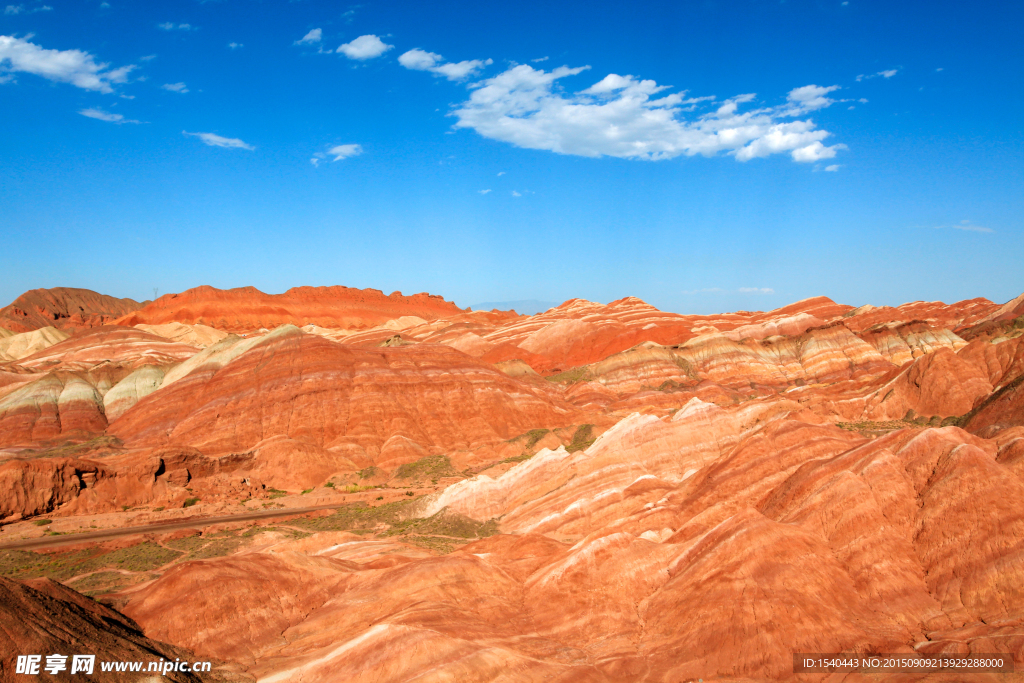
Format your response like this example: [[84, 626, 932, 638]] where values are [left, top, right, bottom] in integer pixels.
[[1, 285, 1023, 682]]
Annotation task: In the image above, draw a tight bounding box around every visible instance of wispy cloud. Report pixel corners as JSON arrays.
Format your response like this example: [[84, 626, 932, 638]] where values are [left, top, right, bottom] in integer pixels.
[[5, 4, 52, 14], [158, 22, 194, 31], [935, 220, 993, 234], [0, 35, 135, 93], [531, 56, 549, 63], [478, 189, 491, 194], [161, 81, 188, 93], [183, 131, 254, 150], [398, 48, 492, 81], [311, 143, 363, 166], [79, 107, 141, 124], [511, 190, 521, 197], [440, 61, 847, 163], [328, 143, 361, 160], [227, 42, 243, 50], [295, 28, 321, 45], [856, 68, 899, 82], [738, 287, 775, 294], [824, 164, 840, 172], [337, 34, 392, 60]]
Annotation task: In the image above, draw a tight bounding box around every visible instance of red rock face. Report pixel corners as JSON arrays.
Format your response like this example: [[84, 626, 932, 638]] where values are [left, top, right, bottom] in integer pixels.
[[110, 326, 582, 464], [0, 287, 142, 334], [114, 284, 467, 332], [0, 577, 205, 682], [0, 457, 108, 517]]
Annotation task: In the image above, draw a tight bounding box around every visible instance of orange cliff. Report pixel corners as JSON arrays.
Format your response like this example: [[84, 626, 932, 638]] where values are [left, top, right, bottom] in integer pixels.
[[113, 285, 470, 332]]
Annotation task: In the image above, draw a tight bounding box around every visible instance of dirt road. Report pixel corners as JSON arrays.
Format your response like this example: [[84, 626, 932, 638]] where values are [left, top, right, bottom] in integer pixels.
[[0, 504, 344, 551]]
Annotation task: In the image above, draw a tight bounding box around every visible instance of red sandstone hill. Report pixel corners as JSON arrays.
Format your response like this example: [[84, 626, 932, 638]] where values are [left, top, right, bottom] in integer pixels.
[[0, 576, 220, 682], [0, 288, 142, 334], [114, 285, 467, 332], [109, 326, 582, 465]]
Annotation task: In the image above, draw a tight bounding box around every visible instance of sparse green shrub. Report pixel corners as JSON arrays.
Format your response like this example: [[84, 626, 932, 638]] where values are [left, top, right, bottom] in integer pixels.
[[524, 429, 550, 449], [567, 424, 596, 453], [393, 455, 456, 481], [546, 367, 591, 385], [358, 466, 381, 480], [673, 356, 698, 380], [183, 497, 200, 508]]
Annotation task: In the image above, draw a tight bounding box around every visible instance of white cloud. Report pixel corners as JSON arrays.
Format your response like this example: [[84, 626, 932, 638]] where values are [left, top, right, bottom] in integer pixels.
[[158, 22, 194, 31], [183, 131, 254, 150], [79, 107, 140, 124], [327, 143, 362, 160], [447, 64, 846, 163], [738, 287, 774, 294], [2, 4, 46, 13], [935, 220, 993, 234], [140, 54, 156, 62], [398, 48, 492, 81], [511, 190, 521, 197], [681, 287, 724, 294], [497, 171, 505, 176], [824, 164, 840, 171], [789, 140, 847, 162], [228, 42, 243, 50], [399, 48, 439, 70], [161, 81, 188, 93], [531, 56, 549, 63], [784, 84, 840, 112], [100, 1, 109, 7], [337, 34, 392, 60], [857, 69, 898, 82], [0, 35, 135, 93], [295, 28, 321, 45], [936, 67, 943, 72], [310, 143, 362, 166], [478, 189, 491, 194]]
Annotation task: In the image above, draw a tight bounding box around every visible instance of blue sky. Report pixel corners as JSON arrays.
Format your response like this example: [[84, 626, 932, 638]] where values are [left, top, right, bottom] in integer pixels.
[[1, 0, 1021, 314]]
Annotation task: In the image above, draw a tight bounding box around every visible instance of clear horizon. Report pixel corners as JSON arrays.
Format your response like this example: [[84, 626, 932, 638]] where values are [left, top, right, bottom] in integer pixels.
[[2, 0, 1021, 315]]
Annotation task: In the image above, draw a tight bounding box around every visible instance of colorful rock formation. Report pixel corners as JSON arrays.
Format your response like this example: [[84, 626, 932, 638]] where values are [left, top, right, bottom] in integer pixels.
[[0, 288, 141, 334], [1, 283, 1023, 682]]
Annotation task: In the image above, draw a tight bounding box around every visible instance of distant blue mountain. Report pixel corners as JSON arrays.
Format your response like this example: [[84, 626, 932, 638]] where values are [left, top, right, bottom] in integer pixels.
[[469, 300, 559, 316]]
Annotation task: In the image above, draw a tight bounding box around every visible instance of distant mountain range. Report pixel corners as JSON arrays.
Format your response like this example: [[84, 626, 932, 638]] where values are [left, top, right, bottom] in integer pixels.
[[470, 300, 558, 315]]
